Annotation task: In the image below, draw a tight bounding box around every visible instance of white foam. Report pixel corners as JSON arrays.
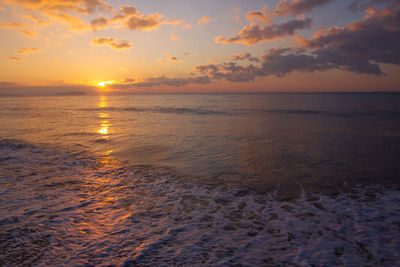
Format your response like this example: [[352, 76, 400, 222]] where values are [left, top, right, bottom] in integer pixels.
[[0, 139, 399, 266]]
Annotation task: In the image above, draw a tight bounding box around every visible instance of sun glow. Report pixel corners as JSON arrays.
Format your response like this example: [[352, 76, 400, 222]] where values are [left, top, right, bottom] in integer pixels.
[[97, 81, 112, 87]]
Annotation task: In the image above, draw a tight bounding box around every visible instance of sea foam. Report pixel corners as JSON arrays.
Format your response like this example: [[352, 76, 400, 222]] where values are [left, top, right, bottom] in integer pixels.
[[0, 139, 399, 266]]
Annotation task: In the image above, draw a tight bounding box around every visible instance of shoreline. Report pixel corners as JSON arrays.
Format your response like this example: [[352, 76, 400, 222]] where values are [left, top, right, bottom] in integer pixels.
[[1, 138, 399, 265]]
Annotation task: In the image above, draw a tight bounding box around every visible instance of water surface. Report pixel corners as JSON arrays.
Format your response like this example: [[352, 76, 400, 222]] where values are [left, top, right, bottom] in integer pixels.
[[1, 93, 400, 265]]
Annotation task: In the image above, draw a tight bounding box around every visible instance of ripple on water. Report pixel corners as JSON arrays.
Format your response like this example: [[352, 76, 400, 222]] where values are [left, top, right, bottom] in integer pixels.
[[0, 139, 399, 266]]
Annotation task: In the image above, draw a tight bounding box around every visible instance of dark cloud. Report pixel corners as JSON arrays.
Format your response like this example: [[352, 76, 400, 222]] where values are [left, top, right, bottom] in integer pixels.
[[215, 18, 312, 45], [301, 7, 400, 74], [348, 0, 400, 12], [0, 84, 96, 96], [109, 75, 211, 89], [230, 53, 260, 62], [0, 82, 19, 87], [203, 5, 400, 82], [272, 0, 335, 16]]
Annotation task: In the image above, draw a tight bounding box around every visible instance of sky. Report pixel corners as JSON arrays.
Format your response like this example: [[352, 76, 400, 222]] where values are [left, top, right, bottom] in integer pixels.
[[0, 0, 399, 95]]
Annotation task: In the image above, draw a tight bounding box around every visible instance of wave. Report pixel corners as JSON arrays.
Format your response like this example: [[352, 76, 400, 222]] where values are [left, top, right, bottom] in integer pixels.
[[81, 106, 226, 116], [248, 109, 400, 118], [81, 106, 400, 119], [0, 138, 399, 266]]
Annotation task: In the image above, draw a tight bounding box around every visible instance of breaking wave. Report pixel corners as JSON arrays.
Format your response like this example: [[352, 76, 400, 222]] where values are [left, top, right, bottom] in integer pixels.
[[0, 138, 399, 266]]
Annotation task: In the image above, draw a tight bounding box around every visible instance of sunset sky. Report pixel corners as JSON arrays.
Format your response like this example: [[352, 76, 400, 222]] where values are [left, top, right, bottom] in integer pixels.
[[0, 0, 399, 95]]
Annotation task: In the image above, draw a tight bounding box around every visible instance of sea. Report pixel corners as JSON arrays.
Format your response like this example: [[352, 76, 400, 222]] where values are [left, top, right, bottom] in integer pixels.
[[0, 93, 399, 266]]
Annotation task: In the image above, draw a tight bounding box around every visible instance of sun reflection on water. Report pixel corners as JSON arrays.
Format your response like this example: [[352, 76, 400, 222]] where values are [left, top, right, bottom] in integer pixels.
[[98, 96, 107, 108], [97, 96, 111, 139]]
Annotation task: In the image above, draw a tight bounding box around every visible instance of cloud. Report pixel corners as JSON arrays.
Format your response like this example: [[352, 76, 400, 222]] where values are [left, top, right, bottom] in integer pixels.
[[0, 21, 23, 29], [169, 56, 179, 62], [271, 0, 335, 16], [170, 34, 180, 40], [90, 6, 181, 32], [195, 48, 333, 82], [197, 16, 210, 25], [0, 82, 19, 87], [0, 83, 97, 96], [17, 46, 42, 55], [1, 2, 179, 34], [0, 21, 36, 37], [197, 5, 400, 83], [229, 53, 260, 62], [215, 18, 312, 45], [46, 12, 91, 31], [120, 5, 138, 16], [163, 19, 184, 26], [124, 13, 163, 31], [91, 15, 108, 31], [246, 6, 272, 24], [298, 6, 400, 74], [2, 0, 113, 15], [156, 57, 167, 64], [348, 0, 400, 12], [184, 52, 197, 56], [8, 56, 24, 61], [91, 37, 131, 50], [109, 75, 211, 89], [20, 30, 37, 37], [1, 1, 107, 32]]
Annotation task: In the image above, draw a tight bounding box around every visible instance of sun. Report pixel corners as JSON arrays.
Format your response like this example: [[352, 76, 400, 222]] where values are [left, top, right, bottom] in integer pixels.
[[97, 80, 112, 87]]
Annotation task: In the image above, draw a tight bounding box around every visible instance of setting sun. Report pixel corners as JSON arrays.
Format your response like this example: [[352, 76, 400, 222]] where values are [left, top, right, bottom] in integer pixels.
[[97, 81, 112, 87]]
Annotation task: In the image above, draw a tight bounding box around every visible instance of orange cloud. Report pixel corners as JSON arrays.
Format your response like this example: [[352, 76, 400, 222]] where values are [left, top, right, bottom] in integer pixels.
[[1, 2, 177, 34], [124, 13, 163, 31], [170, 34, 180, 40], [2, 0, 113, 15], [272, 0, 334, 17], [0, 21, 23, 29], [95, 6, 169, 32], [47, 12, 91, 31], [20, 30, 37, 37], [8, 56, 24, 61], [169, 56, 179, 62], [17, 46, 42, 55], [163, 19, 184, 26], [197, 16, 210, 26], [91, 15, 108, 31], [246, 6, 272, 24], [91, 37, 131, 50], [184, 52, 195, 56], [0, 21, 36, 37]]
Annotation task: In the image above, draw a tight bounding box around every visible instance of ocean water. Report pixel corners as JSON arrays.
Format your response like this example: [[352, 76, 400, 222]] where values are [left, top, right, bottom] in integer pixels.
[[1, 93, 400, 265]]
